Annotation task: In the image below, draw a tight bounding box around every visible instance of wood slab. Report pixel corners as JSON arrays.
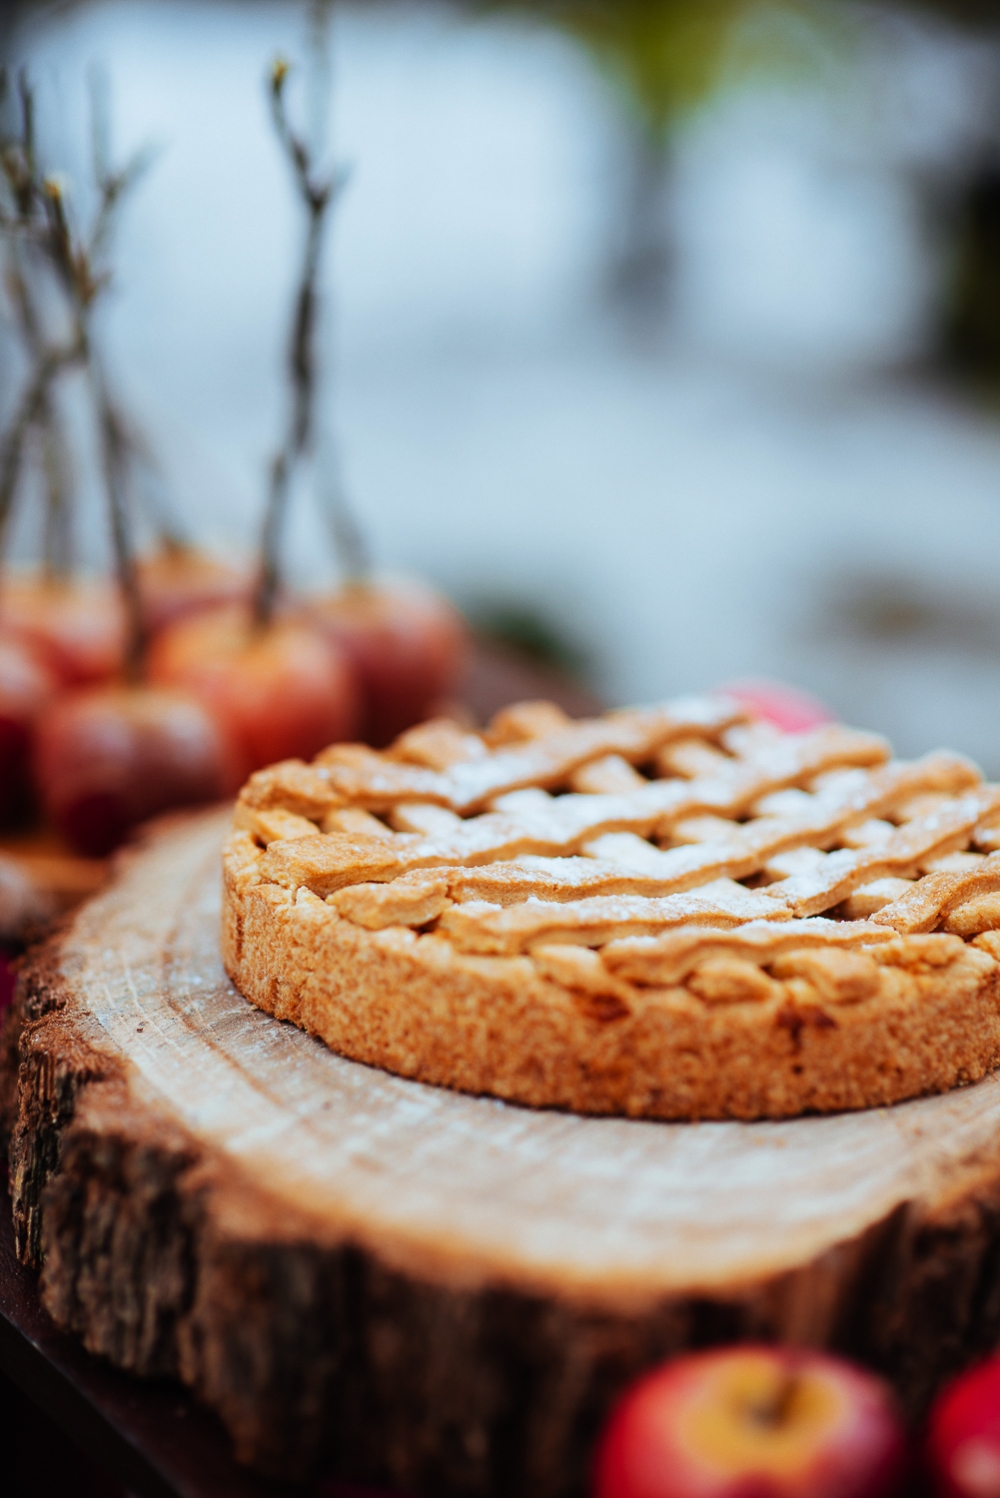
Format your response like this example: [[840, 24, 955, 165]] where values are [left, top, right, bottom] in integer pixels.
[[6, 807, 1000, 1497]]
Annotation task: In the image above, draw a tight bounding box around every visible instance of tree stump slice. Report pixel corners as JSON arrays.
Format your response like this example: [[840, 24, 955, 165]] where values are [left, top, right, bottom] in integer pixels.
[[6, 808, 1000, 1497]]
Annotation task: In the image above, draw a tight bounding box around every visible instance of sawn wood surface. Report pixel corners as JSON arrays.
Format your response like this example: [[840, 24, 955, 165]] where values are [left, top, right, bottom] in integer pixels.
[[5, 806, 1000, 1497]]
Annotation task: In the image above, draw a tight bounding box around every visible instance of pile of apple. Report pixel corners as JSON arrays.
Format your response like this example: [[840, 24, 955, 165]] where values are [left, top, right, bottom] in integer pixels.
[[594, 1343, 1000, 1498], [0, 551, 467, 856]]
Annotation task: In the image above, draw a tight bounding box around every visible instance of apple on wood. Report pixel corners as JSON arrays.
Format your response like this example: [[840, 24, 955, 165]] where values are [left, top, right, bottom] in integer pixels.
[[147, 603, 359, 780], [137, 545, 252, 634], [34, 686, 233, 857], [0, 572, 125, 687], [0, 632, 60, 828], [308, 578, 468, 747], [593, 1346, 907, 1498], [927, 1357, 1000, 1498]]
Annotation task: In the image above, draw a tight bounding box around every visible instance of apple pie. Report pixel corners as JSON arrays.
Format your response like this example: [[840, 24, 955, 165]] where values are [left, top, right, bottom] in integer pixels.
[[221, 696, 1000, 1120]]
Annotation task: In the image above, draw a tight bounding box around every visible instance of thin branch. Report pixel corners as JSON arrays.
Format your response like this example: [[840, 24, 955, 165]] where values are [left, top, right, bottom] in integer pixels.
[[38, 176, 81, 300], [253, 52, 355, 625], [38, 387, 73, 577], [0, 67, 161, 660], [5, 252, 43, 352], [0, 334, 84, 559], [120, 410, 189, 551], [254, 449, 292, 627], [91, 361, 146, 681], [18, 68, 34, 182], [88, 142, 157, 269]]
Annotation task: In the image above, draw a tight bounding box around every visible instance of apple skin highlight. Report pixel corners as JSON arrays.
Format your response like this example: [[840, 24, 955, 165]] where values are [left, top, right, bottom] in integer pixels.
[[928, 1358, 1000, 1498], [35, 686, 233, 857], [148, 604, 360, 784], [593, 1347, 906, 1498], [308, 579, 468, 747], [0, 574, 126, 687]]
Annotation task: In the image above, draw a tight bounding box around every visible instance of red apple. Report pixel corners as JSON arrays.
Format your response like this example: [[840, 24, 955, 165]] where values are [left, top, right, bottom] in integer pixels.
[[0, 632, 60, 828], [593, 1346, 906, 1498], [719, 680, 835, 735], [137, 545, 252, 634], [927, 1357, 1000, 1498], [34, 685, 233, 857], [307, 578, 468, 747], [147, 603, 359, 779], [0, 572, 126, 686]]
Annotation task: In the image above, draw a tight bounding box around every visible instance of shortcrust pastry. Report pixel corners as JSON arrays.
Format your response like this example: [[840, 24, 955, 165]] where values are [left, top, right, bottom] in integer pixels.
[[221, 697, 1000, 1120]]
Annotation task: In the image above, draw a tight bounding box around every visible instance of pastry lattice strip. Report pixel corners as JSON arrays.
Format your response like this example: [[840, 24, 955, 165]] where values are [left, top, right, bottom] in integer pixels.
[[240, 703, 885, 824], [236, 692, 1000, 960], [312, 697, 746, 813], [253, 746, 980, 905], [335, 877, 789, 951], [341, 796, 1000, 957], [599, 918, 898, 986]]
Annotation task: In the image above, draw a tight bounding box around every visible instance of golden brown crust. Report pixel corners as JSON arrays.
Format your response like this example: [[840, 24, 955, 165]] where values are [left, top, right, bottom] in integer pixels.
[[221, 697, 1000, 1120]]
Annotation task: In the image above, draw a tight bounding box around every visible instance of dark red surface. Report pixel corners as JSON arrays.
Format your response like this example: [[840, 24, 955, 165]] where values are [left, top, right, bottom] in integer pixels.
[[0, 951, 17, 1015], [0, 1368, 130, 1498]]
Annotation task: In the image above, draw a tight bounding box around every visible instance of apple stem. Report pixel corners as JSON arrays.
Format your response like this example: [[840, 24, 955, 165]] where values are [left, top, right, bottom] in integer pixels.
[[747, 1370, 801, 1429]]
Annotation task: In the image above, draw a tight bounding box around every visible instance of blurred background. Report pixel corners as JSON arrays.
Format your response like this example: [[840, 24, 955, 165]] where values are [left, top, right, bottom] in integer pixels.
[[6, 0, 1000, 767]]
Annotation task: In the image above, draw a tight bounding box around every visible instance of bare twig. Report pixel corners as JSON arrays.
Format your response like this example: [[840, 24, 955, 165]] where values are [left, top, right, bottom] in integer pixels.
[[38, 386, 73, 577], [0, 66, 156, 657], [0, 334, 84, 558], [0, 86, 84, 570], [123, 423, 189, 552], [88, 68, 157, 270], [255, 447, 292, 627], [253, 40, 362, 625], [91, 360, 146, 680]]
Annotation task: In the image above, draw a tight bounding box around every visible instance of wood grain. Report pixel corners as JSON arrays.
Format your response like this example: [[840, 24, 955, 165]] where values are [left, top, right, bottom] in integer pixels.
[[6, 807, 1000, 1496]]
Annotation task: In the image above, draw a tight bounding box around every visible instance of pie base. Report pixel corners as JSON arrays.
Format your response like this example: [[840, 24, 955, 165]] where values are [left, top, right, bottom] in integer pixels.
[[223, 835, 1000, 1121]]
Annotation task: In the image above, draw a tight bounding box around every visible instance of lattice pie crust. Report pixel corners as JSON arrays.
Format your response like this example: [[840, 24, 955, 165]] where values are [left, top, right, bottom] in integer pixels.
[[221, 697, 1000, 1120]]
